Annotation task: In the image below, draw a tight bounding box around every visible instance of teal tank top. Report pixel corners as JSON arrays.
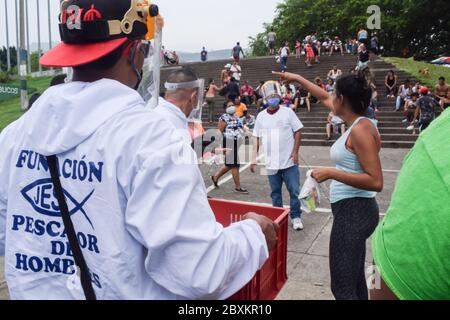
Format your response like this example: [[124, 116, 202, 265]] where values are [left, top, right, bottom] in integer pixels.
[[330, 117, 378, 204]]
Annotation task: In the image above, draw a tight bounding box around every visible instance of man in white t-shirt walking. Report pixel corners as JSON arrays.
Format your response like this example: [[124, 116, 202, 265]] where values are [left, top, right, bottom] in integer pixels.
[[251, 81, 304, 231]]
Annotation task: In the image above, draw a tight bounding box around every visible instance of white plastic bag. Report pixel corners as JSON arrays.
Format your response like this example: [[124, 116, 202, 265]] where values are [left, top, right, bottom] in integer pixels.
[[299, 170, 321, 213]]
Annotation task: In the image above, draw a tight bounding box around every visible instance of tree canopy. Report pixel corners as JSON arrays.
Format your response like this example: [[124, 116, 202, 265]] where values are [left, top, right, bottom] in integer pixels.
[[249, 0, 450, 60]]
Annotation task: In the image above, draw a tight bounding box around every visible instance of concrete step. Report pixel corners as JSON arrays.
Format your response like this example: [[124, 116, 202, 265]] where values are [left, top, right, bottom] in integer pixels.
[[296, 116, 406, 121], [301, 126, 417, 135], [301, 139, 415, 149], [301, 132, 417, 142], [163, 55, 418, 149], [299, 120, 407, 128]]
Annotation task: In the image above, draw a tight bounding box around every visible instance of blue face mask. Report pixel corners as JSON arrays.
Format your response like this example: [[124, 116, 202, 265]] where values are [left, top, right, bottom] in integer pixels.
[[267, 97, 281, 107]]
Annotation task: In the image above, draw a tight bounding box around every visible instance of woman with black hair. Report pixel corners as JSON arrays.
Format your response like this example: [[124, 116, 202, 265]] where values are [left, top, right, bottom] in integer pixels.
[[274, 70, 383, 300]]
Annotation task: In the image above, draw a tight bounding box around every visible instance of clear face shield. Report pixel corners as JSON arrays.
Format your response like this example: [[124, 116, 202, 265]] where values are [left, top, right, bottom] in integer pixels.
[[261, 80, 283, 107], [137, 4, 164, 108], [137, 37, 161, 106], [164, 79, 206, 123]]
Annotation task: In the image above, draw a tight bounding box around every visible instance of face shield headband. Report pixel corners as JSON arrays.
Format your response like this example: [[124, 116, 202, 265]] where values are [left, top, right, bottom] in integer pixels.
[[164, 79, 205, 122], [261, 80, 282, 107]]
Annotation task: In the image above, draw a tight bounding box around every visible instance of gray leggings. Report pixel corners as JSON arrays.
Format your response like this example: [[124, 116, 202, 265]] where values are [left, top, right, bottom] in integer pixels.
[[330, 197, 379, 300]]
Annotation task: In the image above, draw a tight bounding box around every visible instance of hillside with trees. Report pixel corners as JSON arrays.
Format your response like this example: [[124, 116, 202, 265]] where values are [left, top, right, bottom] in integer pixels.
[[249, 0, 449, 60]]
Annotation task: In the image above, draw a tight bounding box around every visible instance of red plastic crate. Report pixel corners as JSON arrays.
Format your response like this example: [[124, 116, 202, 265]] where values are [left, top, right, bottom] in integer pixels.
[[208, 199, 289, 300]]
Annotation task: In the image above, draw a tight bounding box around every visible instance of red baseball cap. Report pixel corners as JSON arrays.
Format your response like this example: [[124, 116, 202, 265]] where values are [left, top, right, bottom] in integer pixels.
[[40, 0, 158, 68], [419, 86, 429, 95]]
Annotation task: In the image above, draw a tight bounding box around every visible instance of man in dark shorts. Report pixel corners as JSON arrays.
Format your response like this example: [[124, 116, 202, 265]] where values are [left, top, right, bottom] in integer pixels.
[[232, 42, 245, 64], [200, 47, 208, 62], [434, 77, 448, 102], [224, 77, 241, 105], [411, 87, 439, 132], [267, 30, 277, 55]]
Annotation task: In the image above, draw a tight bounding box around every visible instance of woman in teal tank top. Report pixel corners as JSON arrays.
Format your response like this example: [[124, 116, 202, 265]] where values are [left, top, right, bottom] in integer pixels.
[[275, 70, 383, 300]]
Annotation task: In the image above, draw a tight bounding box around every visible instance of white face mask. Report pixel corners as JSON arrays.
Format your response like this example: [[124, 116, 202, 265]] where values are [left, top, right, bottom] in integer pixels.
[[164, 79, 205, 123], [226, 106, 237, 115]]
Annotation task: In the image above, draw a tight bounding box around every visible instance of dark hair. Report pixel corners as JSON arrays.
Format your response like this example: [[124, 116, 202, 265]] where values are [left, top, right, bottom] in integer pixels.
[[335, 73, 372, 115], [208, 78, 214, 84], [74, 39, 131, 71], [411, 92, 419, 98], [405, 79, 411, 84], [439, 77, 446, 81], [50, 74, 67, 86], [27, 93, 41, 110]]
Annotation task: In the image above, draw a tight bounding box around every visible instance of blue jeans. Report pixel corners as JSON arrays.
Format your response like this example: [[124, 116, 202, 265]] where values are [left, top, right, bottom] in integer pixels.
[[280, 56, 288, 71], [268, 165, 302, 219], [396, 96, 406, 111]]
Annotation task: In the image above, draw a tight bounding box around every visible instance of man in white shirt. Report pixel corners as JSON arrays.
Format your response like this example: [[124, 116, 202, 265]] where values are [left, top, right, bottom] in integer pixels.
[[0, 0, 278, 300], [230, 62, 242, 83], [327, 65, 342, 82], [250, 81, 304, 231]]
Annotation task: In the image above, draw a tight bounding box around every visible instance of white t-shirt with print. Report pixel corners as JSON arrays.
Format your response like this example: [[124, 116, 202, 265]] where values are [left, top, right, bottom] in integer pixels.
[[253, 107, 303, 172]]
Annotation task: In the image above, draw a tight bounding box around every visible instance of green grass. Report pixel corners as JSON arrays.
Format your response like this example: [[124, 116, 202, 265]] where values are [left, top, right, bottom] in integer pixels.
[[0, 76, 53, 132], [383, 57, 450, 88]]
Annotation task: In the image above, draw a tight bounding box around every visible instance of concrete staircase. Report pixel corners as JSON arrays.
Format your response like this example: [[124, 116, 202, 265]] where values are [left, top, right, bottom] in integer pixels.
[[160, 54, 418, 149]]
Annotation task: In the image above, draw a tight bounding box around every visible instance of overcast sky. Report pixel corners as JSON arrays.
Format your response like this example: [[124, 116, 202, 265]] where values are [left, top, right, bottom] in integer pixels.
[[0, 0, 280, 52]]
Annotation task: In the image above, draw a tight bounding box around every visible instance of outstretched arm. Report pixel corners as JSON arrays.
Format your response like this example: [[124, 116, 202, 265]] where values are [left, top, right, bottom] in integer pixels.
[[273, 71, 333, 110]]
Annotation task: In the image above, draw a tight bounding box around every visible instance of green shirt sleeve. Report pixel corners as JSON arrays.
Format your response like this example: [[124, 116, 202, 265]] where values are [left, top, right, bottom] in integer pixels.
[[372, 109, 450, 300]]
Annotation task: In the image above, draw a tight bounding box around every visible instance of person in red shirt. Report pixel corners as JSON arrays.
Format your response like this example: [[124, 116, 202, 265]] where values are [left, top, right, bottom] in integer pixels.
[[311, 77, 325, 104], [240, 81, 254, 106], [305, 42, 315, 68], [315, 76, 325, 89]]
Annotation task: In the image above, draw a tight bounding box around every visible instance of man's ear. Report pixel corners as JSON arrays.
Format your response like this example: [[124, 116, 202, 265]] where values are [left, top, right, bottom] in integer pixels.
[[338, 94, 345, 106], [191, 90, 198, 105]]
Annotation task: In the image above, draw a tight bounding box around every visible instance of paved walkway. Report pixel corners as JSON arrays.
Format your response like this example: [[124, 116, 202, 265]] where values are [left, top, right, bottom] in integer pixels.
[[202, 146, 408, 300], [0, 146, 409, 300]]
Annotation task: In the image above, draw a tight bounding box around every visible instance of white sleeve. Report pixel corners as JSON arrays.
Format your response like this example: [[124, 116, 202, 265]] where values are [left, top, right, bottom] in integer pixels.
[[0, 191, 5, 257], [252, 115, 262, 138], [124, 140, 269, 299], [0, 128, 10, 257], [289, 109, 304, 132]]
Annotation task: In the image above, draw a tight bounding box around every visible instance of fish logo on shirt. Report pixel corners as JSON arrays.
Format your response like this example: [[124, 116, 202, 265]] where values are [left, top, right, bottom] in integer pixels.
[[21, 178, 95, 229]]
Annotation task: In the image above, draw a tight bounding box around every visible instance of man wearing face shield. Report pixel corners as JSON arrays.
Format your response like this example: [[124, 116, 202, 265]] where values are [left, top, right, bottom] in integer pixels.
[[0, 0, 278, 300], [155, 68, 206, 144], [251, 81, 305, 231]]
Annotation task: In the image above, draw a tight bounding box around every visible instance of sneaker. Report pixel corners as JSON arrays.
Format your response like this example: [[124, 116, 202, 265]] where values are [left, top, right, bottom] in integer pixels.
[[292, 218, 304, 231], [402, 119, 408, 123], [234, 188, 249, 194]]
